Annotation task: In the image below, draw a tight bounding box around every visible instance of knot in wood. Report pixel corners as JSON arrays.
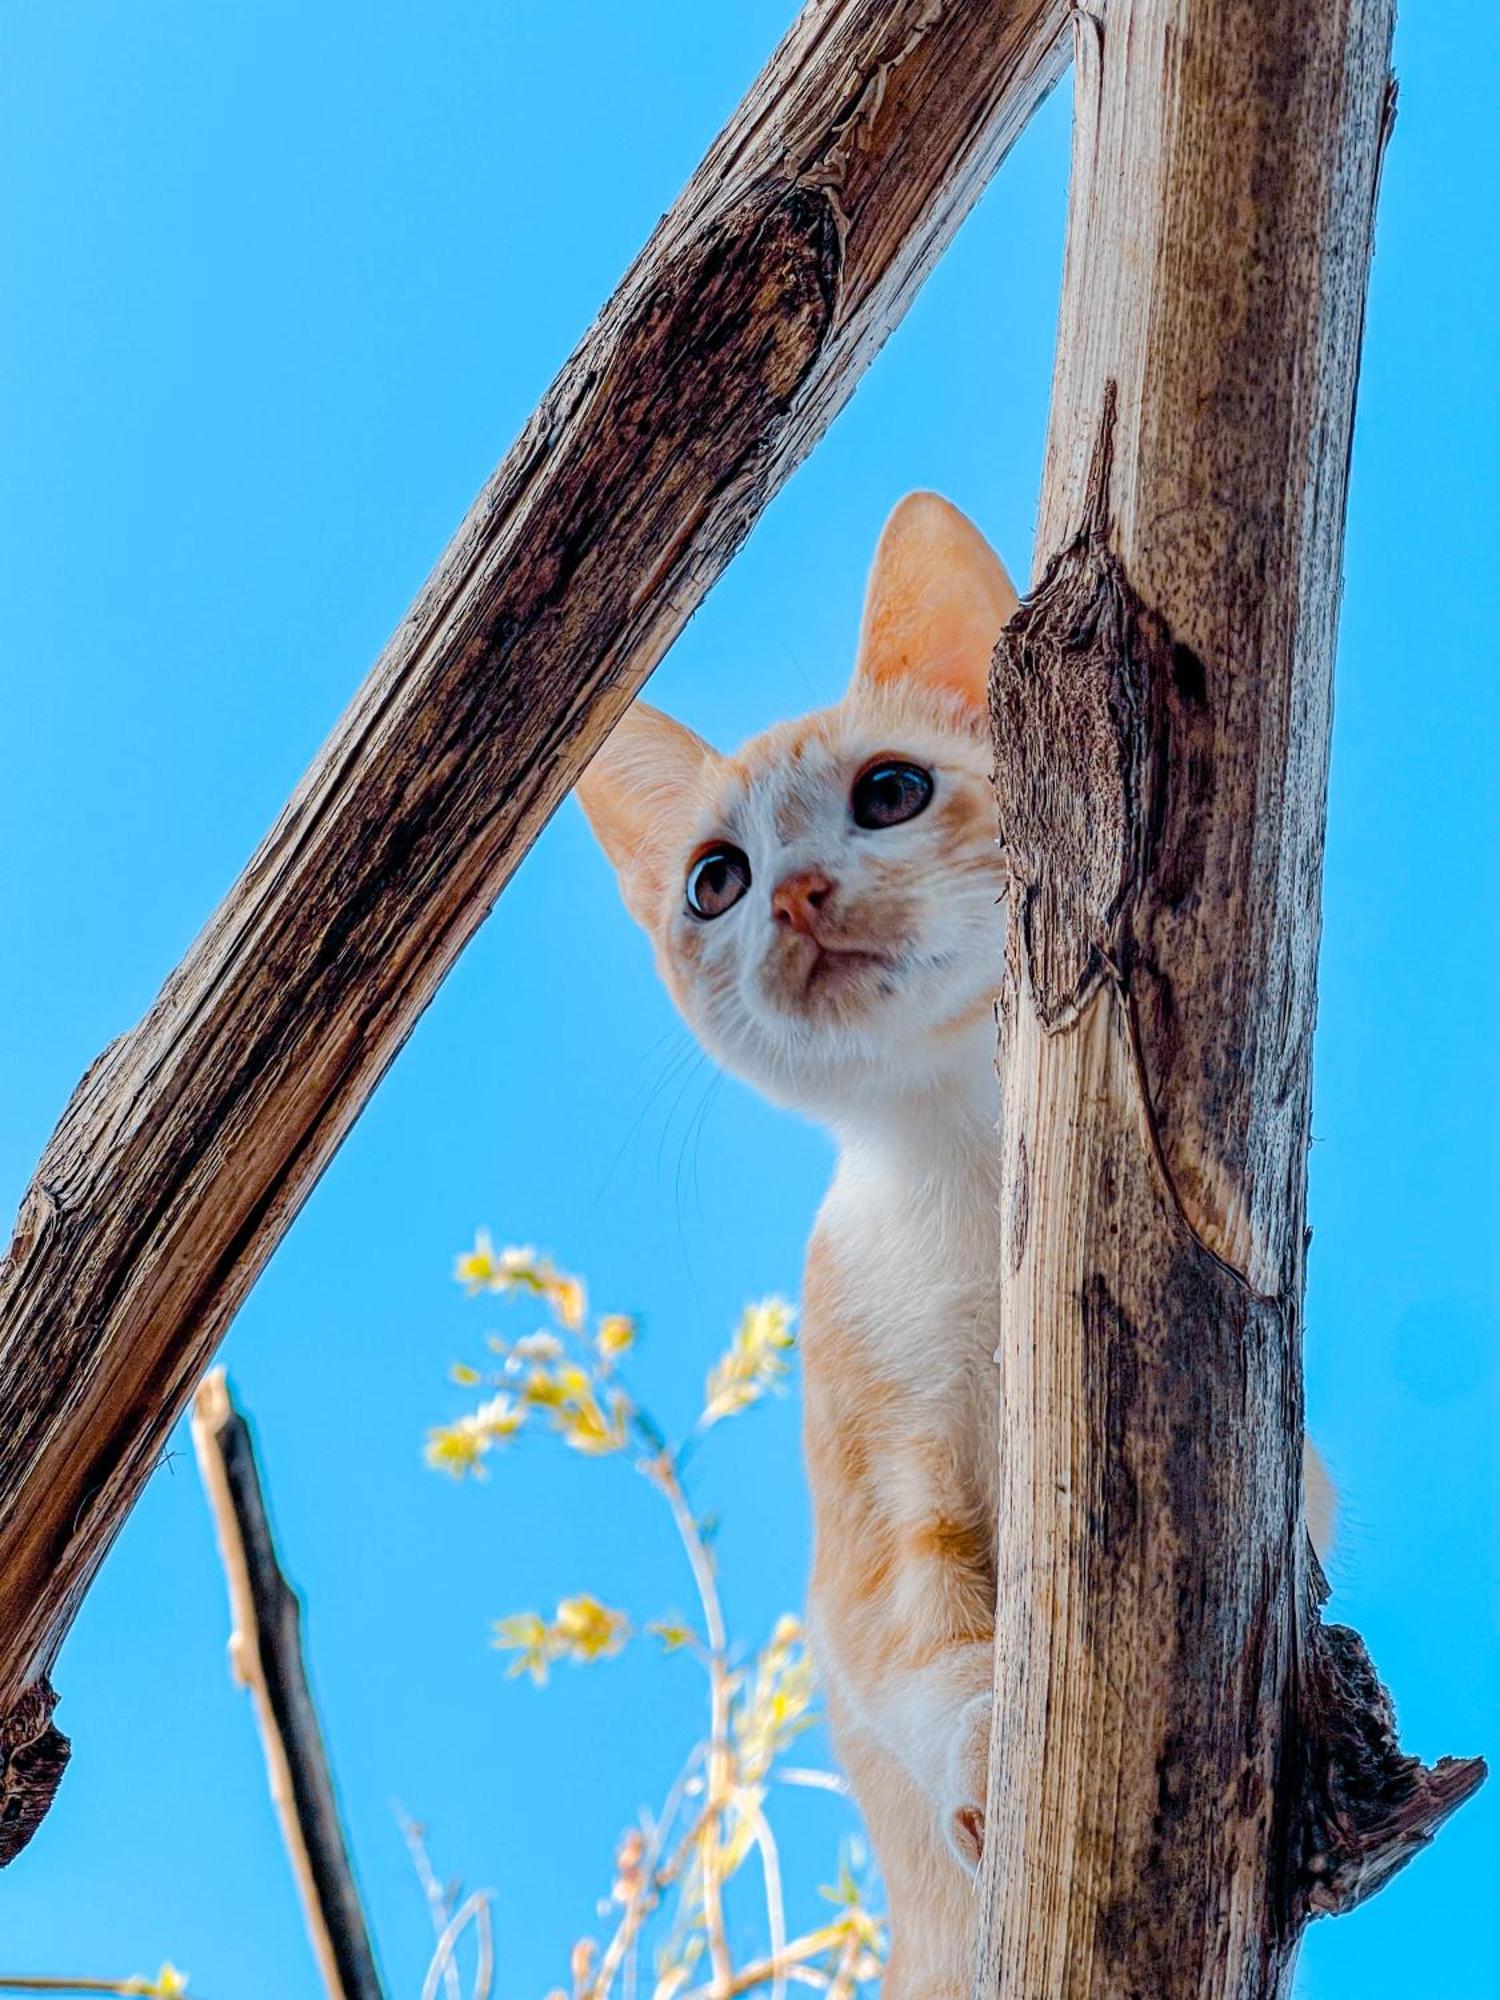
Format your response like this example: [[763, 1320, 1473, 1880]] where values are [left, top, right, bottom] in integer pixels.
[[989, 396, 1172, 1028]]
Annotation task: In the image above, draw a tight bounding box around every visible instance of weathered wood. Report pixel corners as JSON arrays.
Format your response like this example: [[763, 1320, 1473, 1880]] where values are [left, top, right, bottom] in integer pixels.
[[0, 0, 1072, 1849], [976, 6, 1482, 1995], [191, 1372, 384, 2000]]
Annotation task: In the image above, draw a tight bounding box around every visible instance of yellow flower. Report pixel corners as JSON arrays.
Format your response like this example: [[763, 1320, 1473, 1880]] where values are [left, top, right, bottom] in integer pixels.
[[493, 1610, 553, 1684], [596, 1313, 636, 1359], [473, 1393, 525, 1439], [449, 1361, 481, 1386], [555, 1382, 632, 1456], [523, 1366, 566, 1408], [424, 1392, 524, 1477], [455, 1233, 561, 1298], [703, 1297, 797, 1426], [734, 1613, 815, 1781], [453, 1227, 503, 1294], [513, 1330, 565, 1362], [424, 1419, 490, 1479], [647, 1618, 696, 1653], [124, 1971, 190, 2000], [547, 1270, 587, 1332], [553, 1593, 631, 1664], [494, 1596, 630, 1683]]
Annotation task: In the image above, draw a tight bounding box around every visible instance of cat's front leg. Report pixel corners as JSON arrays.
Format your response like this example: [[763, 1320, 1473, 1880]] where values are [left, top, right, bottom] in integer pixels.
[[944, 1683, 992, 1872], [831, 1634, 995, 1874]]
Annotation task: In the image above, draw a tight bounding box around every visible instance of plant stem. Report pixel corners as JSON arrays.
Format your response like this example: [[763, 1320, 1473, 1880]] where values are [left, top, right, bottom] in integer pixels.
[[649, 1457, 733, 1998], [734, 1794, 787, 2000], [0, 1983, 166, 1997], [683, 1927, 849, 2000], [396, 1810, 461, 2000]]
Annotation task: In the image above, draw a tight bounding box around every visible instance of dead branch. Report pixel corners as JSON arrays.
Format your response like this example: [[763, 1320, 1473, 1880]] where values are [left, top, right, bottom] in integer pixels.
[[0, 0, 1071, 1855], [191, 1371, 385, 2000]]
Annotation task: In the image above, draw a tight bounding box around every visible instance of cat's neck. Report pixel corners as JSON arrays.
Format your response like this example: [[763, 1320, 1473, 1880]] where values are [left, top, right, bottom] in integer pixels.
[[825, 1017, 999, 1189]]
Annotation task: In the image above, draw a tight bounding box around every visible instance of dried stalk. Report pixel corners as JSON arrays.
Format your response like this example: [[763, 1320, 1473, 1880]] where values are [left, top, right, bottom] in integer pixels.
[[190, 1372, 384, 2000]]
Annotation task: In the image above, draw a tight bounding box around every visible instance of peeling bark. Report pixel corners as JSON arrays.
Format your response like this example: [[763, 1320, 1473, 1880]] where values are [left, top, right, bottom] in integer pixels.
[[0, 1679, 68, 1868]]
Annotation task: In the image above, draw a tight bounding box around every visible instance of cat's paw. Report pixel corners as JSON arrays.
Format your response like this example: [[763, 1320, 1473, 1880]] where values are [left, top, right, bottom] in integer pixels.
[[949, 1802, 985, 1873], [942, 1691, 991, 1877]]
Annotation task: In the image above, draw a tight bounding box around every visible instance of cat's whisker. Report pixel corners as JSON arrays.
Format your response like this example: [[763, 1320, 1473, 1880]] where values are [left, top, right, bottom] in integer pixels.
[[653, 1046, 711, 1195], [589, 1029, 705, 1210], [674, 1068, 726, 1237]]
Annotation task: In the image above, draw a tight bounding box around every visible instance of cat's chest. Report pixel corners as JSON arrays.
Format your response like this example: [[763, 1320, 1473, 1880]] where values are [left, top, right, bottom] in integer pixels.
[[808, 1147, 1001, 1406]]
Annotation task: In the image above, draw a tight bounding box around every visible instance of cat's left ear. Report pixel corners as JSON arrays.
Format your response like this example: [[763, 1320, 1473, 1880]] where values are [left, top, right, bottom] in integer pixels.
[[851, 492, 1020, 711], [576, 701, 719, 928]]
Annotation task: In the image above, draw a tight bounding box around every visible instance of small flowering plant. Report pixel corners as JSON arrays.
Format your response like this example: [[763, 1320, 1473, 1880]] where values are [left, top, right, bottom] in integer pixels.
[[428, 1235, 884, 2000], [0, 1966, 190, 1998]]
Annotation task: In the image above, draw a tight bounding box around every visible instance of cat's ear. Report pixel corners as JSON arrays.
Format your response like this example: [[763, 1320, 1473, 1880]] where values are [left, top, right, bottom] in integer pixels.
[[852, 492, 1019, 711], [576, 701, 718, 927]]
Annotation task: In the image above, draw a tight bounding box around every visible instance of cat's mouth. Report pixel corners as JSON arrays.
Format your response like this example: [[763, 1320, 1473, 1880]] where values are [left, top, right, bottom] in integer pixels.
[[802, 944, 893, 996]]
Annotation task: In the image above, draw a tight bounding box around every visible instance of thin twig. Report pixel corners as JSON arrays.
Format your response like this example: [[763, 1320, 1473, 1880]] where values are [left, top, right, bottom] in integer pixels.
[[191, 1371, 385, 2000], [821, 1931, 864, 2000], [397, 1808, 461, 2000], [588, 1868, 651, 2000], [421, 1894, 495, 2000], [682, 1927, 848, 2000], [734, 1794, 787, 2000], [650, 1459, 733, 1997], [651, 1797, 714, 1896], [0, 1983, 201, 1999], [0, 1983, 178, 1997], [626, 1749, 702, 2000], [773, 1770, 846, 1797], [470, 1896, 496, 2000]]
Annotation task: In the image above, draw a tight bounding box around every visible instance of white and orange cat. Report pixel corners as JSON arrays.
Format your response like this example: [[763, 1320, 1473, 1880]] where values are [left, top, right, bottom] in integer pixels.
[[579, 496, 1334, 1996]]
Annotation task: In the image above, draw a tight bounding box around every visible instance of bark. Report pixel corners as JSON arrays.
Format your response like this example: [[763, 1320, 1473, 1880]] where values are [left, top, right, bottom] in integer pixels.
[[191, 1371, 385, 2000], [0, 0, 1072, 1853], [975, 6, 1482, 1996]]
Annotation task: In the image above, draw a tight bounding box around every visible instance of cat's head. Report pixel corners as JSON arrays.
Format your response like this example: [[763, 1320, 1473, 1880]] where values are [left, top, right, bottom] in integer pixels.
[[577, 494, 1017, 1118]]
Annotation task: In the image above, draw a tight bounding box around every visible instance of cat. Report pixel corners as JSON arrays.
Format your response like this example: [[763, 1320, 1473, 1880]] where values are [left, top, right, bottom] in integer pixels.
[[578, 495, 1335, 1998]]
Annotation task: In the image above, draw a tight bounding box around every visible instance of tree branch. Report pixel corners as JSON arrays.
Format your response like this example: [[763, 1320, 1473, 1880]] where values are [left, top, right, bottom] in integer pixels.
[[0, 0, 1072, 1854], [190, 1371, 385, 2000], [976, 3, 1483, 1993]]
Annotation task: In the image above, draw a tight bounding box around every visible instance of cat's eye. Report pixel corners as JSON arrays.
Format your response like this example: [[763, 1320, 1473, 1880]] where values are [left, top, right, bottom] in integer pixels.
[[851, 759, 934, 829], [685, 842, 752, 919]]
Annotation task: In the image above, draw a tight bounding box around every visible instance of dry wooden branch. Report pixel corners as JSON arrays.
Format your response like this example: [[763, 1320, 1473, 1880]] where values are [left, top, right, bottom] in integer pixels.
[[191, 1371, 384, 2000], [976, 4, 1482, 1994], [0, 0, 1073, 1852]]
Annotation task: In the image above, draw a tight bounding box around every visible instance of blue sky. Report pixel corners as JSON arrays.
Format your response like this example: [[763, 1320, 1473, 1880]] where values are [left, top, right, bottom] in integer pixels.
[[1, 2, 1495, 1995]]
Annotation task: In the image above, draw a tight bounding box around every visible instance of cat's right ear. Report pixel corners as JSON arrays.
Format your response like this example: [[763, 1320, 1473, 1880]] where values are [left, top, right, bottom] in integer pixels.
[[576, 702, 718, 929], [852, 492, 1019, 712]]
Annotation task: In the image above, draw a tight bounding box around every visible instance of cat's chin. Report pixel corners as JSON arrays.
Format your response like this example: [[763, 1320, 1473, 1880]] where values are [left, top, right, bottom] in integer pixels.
[[799, 946, 901, 1017], [803, 945, 888, 989], [697, 994, 1000, 1123]]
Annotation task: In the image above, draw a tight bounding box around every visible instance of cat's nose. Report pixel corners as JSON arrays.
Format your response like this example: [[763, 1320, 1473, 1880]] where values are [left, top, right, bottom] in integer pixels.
[[772, 868, 834, 936]]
